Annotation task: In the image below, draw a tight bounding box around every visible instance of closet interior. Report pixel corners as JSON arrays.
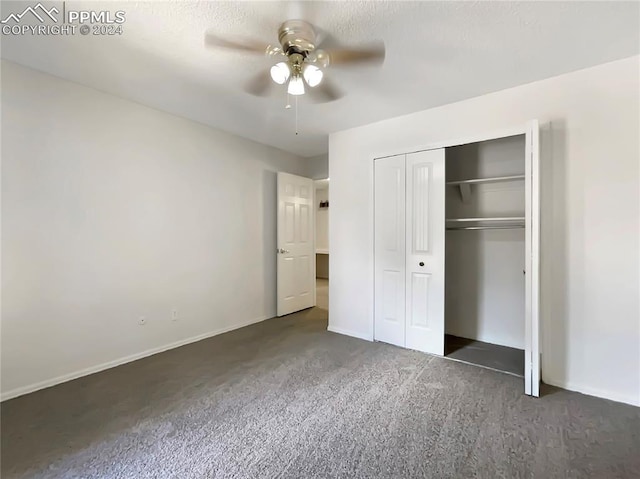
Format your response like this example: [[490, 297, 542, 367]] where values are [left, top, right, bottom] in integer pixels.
[[444, 135, 526, 376]]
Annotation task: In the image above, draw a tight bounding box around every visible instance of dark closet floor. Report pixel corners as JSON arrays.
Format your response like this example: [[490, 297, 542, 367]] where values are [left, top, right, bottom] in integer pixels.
[[445, 335, 525, 376]]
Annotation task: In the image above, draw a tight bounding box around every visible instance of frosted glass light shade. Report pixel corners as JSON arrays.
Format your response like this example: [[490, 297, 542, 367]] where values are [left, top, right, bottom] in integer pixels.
[[270, 62, 290, 85], [303, 64, 323, 87], [287, 75, 305, 95]]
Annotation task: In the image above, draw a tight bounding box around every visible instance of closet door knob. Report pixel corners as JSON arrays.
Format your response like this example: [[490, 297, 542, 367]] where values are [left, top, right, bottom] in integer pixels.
[[419, 262, 424, 267]]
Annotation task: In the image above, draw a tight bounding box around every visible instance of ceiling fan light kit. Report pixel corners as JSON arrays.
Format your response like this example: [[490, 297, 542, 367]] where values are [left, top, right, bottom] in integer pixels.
[[287, 75, 305, 96], [271, 56, 324, 93], [272, 50, 317, 95], [303, 64, 323, 87]]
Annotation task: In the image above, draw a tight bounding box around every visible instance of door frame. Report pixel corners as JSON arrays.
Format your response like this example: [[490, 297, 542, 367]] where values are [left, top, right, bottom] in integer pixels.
[[372, 120, 540, 396], [313, 178, 330, 293]]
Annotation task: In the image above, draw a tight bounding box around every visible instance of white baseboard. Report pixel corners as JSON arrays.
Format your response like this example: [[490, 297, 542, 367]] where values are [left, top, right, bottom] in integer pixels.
[[1, 315, 270, 402], [543, 377, 640, 407], [327, 325, 373, 342], [7, 318, 636, 408]]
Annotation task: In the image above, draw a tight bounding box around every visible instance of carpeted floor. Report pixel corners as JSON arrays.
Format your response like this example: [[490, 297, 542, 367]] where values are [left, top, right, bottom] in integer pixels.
[[2, 279, 639, 478]]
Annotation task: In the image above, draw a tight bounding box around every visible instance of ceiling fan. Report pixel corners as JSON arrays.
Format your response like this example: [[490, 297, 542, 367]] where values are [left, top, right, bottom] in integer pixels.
[[204, 19, 385, 102]]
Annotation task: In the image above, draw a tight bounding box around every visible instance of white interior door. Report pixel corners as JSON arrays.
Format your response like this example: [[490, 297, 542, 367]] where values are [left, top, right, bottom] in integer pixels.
[[277, 172, 315, 316], [405, 149, 446, 354], [525, 120, 540, 396], [374, 155, 406, 347]]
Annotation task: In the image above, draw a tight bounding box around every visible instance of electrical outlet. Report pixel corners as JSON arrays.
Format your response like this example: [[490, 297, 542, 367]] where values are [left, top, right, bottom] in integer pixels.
[[171, 309, 178, 322], [138, 316, 146, 326]]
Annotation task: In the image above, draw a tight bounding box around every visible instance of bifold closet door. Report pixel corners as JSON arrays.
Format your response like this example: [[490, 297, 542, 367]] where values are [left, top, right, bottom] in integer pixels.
[[374, 154, 406, 347], [405, 149, 446, 355], [374, 150, 446, 352]]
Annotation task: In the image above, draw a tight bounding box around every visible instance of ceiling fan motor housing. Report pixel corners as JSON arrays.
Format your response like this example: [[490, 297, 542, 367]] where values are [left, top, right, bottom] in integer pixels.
[[278, 20, 316, 56]]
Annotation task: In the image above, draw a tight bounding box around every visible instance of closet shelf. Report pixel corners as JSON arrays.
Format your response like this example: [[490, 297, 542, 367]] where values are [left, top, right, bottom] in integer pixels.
[[446, 217, 525, 223], [447, 175, 525, 204], [446, 175, 525, 186], [447, 225, 524, 231], [446, 217, 525, 231]]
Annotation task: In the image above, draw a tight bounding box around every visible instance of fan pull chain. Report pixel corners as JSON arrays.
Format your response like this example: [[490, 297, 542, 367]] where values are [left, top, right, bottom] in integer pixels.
[[295, 95, 299, 136]]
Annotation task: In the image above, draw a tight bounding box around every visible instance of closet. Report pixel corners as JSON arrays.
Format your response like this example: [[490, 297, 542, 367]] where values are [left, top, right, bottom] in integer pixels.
[[445, 136, 526, 376], [373, 124, 539, 396]]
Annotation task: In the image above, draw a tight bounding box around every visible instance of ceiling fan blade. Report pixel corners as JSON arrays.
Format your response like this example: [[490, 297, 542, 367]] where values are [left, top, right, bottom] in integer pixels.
[[306, 78, 343, 103], [314, 31, 341, 50], [311, 26, 333, 50], [244, 70, 273, 97], [204, 31, 271, 54], [324, 42, 385, 66]]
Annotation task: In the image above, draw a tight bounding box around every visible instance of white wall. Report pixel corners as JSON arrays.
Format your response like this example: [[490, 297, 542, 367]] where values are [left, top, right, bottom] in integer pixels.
[[329, 56, 640, 406], [1, 61, 309, 400], [306, 154, 329, 180]]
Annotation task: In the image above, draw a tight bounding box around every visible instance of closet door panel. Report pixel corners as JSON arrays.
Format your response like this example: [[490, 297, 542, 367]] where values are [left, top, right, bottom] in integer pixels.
[[374, 155, 406, 347], [405, 149, 445, 354], [409, 272, 430, 328]]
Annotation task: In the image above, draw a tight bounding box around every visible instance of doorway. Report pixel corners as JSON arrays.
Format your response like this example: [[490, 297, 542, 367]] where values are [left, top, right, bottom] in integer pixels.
[[315, 179, 329, 312], [444, 136, 527, 377]]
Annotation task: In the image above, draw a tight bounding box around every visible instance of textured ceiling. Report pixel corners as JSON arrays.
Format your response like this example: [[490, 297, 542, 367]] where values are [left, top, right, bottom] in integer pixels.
[[2, 1, 639, 157]]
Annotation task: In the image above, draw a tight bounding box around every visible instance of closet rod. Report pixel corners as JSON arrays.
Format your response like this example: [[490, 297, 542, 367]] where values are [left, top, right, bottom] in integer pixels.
[[446, 216, 525, 222], [447, 225, 525, 231]]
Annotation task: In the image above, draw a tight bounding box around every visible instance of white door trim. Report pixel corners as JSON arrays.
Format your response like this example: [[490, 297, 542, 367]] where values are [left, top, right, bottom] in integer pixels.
[[525, 120, 541, 397]]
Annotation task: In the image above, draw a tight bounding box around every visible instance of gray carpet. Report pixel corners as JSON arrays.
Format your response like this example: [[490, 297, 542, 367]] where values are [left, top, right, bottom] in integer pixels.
[[2, 280, 639, 478]]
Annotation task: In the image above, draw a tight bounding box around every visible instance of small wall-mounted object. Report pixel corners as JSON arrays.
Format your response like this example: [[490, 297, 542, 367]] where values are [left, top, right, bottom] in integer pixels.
[[319, 200, 329, 209]]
